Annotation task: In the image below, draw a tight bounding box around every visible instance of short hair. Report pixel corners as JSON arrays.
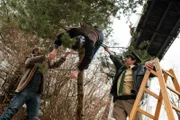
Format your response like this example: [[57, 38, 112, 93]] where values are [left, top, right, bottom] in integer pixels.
[[32, 47, 42, 54], [32, 47, 39, 54]]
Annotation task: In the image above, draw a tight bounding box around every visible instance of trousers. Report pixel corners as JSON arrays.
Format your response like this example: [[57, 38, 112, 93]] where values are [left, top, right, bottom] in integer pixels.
[[113, 99, 142, 120], [0, 88, 40, 120]]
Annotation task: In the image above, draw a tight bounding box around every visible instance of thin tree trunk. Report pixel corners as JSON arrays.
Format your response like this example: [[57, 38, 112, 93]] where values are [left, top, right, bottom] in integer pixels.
[[77, 71, 84, 120], [76, 48, 85, 120]]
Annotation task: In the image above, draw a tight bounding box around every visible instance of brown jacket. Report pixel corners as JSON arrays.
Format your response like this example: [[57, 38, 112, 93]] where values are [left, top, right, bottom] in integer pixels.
[[15, 54, 66, 94], [54, 26, 102, 71]]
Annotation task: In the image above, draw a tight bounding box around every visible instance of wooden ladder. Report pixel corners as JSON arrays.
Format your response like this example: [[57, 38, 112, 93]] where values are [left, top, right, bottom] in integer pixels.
[[129, 58, 180, 120]]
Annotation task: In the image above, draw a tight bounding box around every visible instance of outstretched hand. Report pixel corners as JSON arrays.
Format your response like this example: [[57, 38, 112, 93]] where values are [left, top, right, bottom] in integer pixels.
[[63, 50, 75, 58], [49, 49, 57, 60], [69, 69, 80, 79]]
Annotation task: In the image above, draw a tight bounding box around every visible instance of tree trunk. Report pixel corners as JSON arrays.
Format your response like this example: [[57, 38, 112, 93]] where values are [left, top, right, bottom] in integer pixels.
[[76, 71, 84, 120], [76, 48, 85, 120]]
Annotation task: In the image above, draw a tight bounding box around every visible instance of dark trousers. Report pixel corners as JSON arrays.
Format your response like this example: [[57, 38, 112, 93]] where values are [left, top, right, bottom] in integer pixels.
[[0, 89, 40, 120]]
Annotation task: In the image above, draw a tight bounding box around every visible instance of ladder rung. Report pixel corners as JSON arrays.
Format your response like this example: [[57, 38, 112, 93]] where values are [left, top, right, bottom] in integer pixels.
[[166, 85, 180, 96], [172, 104, 180, 112], [144, 88, 159, 99], [137, 108, 155, 119], [150, 70, 157, 76], [162, 69, 174, 78]]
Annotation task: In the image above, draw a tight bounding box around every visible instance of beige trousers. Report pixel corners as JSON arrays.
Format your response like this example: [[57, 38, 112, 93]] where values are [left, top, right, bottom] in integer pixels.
[[113, 99, 142, 120]]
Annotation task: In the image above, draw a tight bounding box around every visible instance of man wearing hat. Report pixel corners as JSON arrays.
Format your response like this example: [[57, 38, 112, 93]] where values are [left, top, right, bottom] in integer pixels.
[[0, 47, 72, 120], [103, 47, 154, 120]]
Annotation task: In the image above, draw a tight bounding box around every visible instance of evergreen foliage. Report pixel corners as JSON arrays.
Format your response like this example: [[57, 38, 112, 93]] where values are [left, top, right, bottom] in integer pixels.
[[60, 33, 76, 48], [125, 40, 155, 64], [0, 0, 146, 39]]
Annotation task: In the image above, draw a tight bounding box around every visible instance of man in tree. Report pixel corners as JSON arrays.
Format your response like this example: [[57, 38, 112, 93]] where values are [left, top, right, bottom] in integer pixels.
[[49, 26, 104, 79], [0, 47, 72, 120], [103, 47, 154, 120]]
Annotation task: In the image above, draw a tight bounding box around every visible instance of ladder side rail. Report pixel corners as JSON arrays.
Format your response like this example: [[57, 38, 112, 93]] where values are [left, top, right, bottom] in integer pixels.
[[129, 71, 151, 120], [154, 73, 168, 120], [169, 69, 180, 99], [155, 58, 175, 120]]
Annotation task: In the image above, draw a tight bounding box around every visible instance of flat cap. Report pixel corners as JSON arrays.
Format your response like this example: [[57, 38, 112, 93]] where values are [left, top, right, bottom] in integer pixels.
[[125, 51, 142, 63]]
